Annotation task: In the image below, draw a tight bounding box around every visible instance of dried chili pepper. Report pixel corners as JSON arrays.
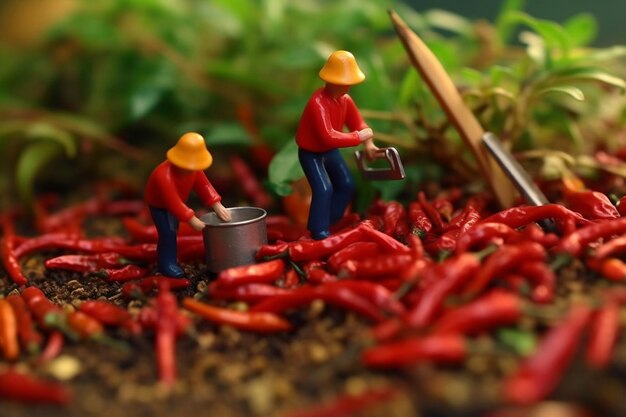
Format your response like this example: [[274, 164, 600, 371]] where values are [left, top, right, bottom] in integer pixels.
[[432, 197, 454, 222], [463, 242, 546, 298], [1, 214, 27, 286], [514, 262, 556, 303], [66, 311, 105, 340], [381, 201, 405, 236], [418, 192, 445, 231], [21, 287, 65, 332], [15, 234, 128, 259], [434, 291, 522, 335], [250, 285, 386, 323], [347, 253, 414, 280], [555, 217, 626, 257], [591, 232, 626, 261], [0, 369, 72, 405], [256, 242, 289, 260], [79, 300, 140, 335], [586, 301, 620, 369], [596, 257, 626, 281], [44, 253, 124, 272], [38, 331, 64, 363], [267, 222, 308, 242], [480, 204, 587, 232], [362, 333, 467, 368], [0, 298, 19, 360], [93, 264, 150, 282], [6, 294, 43, 354], [503, 305, 592, 405], [404, 253, 481, 329], [208, 282, 289, 304], [324, 281, 405, 316], [327, 242, 380, 273], [359, 224, 411, 254], [562, 186, 619, 220], [283, 386, 399, 417], [139, 286, 191, 387], [408, 202, 432, 237], [215, 259, 285, 288], [184, 298, 292, 333], [288, 224, 367, 262], [229, 154, 272, 208], [455, 223, 516, 254]]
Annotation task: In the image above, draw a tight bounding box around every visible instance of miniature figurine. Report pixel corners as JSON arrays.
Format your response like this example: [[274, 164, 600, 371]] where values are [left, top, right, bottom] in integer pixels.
[[145, 132, 231, 277], [296, 50, 378, 240]]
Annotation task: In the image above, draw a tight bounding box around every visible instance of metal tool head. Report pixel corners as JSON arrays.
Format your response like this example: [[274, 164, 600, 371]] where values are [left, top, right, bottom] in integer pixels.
[[354, 147, 406, 181]]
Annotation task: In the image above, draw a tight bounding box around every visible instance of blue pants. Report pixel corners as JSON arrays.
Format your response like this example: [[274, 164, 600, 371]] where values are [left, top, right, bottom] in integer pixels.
[[149, 206, 184, 277], [298, 148, 355, 237]]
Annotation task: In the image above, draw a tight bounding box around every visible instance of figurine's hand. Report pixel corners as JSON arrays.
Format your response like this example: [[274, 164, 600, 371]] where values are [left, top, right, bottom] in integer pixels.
[[212, 202, 232, 222], [363, 138, 380, 161], [358, 128, 373, 142], [189, 216, 206, 231]]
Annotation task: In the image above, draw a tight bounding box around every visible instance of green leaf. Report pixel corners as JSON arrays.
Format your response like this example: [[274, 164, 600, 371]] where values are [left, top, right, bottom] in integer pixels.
[[535, 86, 585, 101], [497, 328, 536, 356], [25, 122, 77, 157], [550, 68, 626, 92], [268, 141, 302, 196], [16, 141, 65, 206], [495, 0, 526, 44], [203, 123, 252, 147], [422, 9, 473, 36], [506, 12, 571, 56], [563, 13, 597, 47]]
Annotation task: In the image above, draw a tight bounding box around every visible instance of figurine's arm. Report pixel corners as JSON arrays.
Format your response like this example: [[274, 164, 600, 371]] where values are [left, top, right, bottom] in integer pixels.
[[155, 172, 195, 222], [193, 173, 231, 222], [345, 96, 378, 158]]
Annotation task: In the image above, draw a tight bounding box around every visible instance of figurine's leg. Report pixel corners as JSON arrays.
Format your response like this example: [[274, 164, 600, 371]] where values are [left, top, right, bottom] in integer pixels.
[[149, 206, 185, 278], [298, 148, 332, 240], [325, 149, 355, 224]]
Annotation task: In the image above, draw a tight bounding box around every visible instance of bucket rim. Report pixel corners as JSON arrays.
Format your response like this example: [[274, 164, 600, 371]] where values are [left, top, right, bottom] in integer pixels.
[[200, 206, 267, 228]]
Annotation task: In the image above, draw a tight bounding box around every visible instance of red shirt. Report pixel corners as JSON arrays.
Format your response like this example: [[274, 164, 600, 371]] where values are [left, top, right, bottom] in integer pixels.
[[145, 161, 221, 222], [295, 87, 368, 152]]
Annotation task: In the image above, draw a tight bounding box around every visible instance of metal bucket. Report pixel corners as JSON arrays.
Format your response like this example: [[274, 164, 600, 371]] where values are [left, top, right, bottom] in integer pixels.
[[201, 207, 267, 273]]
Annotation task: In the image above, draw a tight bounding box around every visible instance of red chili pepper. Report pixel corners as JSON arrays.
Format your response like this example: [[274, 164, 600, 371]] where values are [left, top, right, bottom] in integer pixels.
[[480, 204, 588, 232], [503, 305, 592, 405], [598, 258, 626, 281], [215, 259, 285, 288], [432, 197, 454, 222], [121, 276, 191, 299], [79, 300, 140, 335], [208, 282, 289, 304], [359, 224, 411, 254], [94, 264, 150, 282], [434, 291, 523, 335], [288, 224, 367, 262], [408, 202, 432, 237], [455, 223, 516, 254], [256, 242, 289, 260], [282, 386, 399, 417], [586, 301, 620, 369], [463, 242, 546, 297], [0, 299, 19, 360], [44, 253, 124, 272], [327, 242, 381, 273], [508, 223, 559, 248], [251, 285, 386, 323], [381, 201, 405, 236], [362, 333, 467, 368], [328, 281, 405, 316], [0, 369, 72, 405], [303, 261, 337, 285], [404, 253, 481, 329], [418, 192, 445, 231], [66, 311, 105, 340], [229, 154, 273, 208], [6, 294, 43, 354], [348, 253, 414, 280], [329, 212, 362, 234], [1, 214, 27, 286], [267, 222, 308, 242], [21, 287, 65, 331], [591, 232, 626, 261], [618, 196, 626, 217], [555, 217, 626, 257], [139, 286, 191, 387], [14, 235, 128, 259], [562, 187, 619, 220], [38, 331, 64, 363], [183, 298, 292, 333], [370, 318, 404, 343], [514, 262, 556, 303]]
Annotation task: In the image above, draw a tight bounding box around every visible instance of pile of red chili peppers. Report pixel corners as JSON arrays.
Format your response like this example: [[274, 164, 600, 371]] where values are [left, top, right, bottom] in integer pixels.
[[2, 178, 626, 413]]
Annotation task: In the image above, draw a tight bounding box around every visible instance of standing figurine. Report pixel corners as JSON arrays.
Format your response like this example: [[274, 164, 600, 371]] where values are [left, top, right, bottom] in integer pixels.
[[145, 132, 231, 277], [296, 50, 378, 240]]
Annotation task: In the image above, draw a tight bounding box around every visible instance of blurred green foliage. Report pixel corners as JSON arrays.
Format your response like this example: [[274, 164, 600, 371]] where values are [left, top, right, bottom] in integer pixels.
[[0, 0, 624, 209]]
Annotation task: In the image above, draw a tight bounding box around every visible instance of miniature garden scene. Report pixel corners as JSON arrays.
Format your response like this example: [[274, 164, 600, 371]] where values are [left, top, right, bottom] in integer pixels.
[[2, 1, 626, 416]]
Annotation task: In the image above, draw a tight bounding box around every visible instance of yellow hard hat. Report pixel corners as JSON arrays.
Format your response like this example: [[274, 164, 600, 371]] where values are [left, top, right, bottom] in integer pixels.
[[166, 132, 213, 171], [318, 50, 365, 86]]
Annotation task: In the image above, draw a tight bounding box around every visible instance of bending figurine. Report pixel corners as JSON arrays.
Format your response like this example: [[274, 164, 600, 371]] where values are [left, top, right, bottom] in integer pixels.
[[296, 50, 378, 240], [145, 132, 231, 277]]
